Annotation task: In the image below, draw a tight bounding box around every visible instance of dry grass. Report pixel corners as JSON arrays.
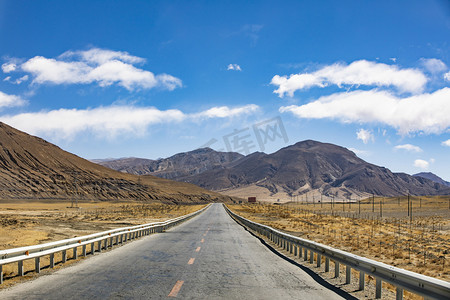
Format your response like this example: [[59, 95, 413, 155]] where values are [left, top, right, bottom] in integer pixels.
[[229, 196, 449, 298], [0, 200, 205, 287]]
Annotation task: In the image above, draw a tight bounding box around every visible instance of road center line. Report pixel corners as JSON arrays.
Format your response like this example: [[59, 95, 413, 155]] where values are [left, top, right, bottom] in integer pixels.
[[195, 247, 201, 252], [168, 280, 184, 297], [188, 258, 195, 265]]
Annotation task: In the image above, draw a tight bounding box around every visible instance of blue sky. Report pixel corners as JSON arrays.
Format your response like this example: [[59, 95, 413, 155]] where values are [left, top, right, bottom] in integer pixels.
[[0, 0, 449, 180]]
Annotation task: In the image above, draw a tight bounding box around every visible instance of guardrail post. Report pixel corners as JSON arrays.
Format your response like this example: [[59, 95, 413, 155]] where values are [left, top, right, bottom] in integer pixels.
[[73, 247, 78, 259], [346, 265, 351, 284], [91, 242, 95, 254], [82, 245, 87, 256], [18, 260, 24, 276], [50, 253, 55, 268], [310, 250, 314, 264], [304, 248, 308, 261], [325, 257, 329, 272], [62, 250, 67, 263], [98, 241, 102, 252], [298, 246, 302, 258], [396, 287, 403, 300], [290, 242, 293, 254], [109, 237, 113, 248], [375, 278, 382, 298], [35, 257, 40, 273], [334, 261, 339, 278], [0, 265, 3, 284], [359, 271, 365, 290], [294, 244, 298, 256], [316, 254, 321, 267]]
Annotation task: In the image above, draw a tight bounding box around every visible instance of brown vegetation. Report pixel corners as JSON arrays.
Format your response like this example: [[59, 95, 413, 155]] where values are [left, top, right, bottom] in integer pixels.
[[229, 195, 449, 283]]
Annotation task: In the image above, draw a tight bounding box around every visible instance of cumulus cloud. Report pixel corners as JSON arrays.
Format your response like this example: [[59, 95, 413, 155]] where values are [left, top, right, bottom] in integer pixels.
[[442, 139, 450, 147], [2, 63, 16, 73], [0, 104, 259, 140], [195, 104, 258, 118], [0, 91, 27, 108], [420, 58, 447, 73], [414, 159, 429, 169], [18, 48, 182, 91], [227, 64, 242, 71], [271, 60, 428, 97], [394, 144, 423, 152], [279, 88, 450, 135], [356, 129, 374, 144]]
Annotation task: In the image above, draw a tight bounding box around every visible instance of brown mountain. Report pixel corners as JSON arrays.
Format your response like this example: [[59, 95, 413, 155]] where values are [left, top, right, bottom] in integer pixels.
[[96, 148, 244, 179], [181, 140, 450, 198], [98, 140, 450, 199], [413, 172, 450, 187], [0, 122, 235, 203]]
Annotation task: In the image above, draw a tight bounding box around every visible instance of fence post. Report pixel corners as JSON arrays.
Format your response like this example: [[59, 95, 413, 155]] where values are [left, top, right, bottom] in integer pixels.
[[334, 261, 340, 278], [375, 278, 382, 298], [50, 253, 55, 268], [359, 271, 365, 290], [396, 287, 403, 300], [35, 257, 40, 273], [62, 250, 67, 263], [18, 260, 24, 276], [346, 265, 351, 284]]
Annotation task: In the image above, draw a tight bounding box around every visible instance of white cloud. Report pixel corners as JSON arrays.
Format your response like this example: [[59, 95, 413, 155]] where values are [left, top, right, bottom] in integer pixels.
[[394, 144, 423, 152], [389, 58, 397, 62], [0, 91, 27, 108], [1, 63, 16, 73], [195, 104, 258, 118], [348, 147, 369, 156], [19, 48, 182, 91], [227, 64, 242, 71], [271, 60, 428, 97], [442, 139, 450, 147], [420, 58, 447, 73], [279, 88, 450, 135], [444, 71, 450, 81], [0, 104, 259, 140], [414, 159, 429, 169], [356, 129, 374, 144]]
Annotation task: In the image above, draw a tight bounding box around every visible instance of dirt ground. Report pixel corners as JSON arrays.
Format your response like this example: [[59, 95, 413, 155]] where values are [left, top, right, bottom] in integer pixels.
[[228, 196, 449, 299], [0, 200, 206, 250], [0, 200, 206, 287]]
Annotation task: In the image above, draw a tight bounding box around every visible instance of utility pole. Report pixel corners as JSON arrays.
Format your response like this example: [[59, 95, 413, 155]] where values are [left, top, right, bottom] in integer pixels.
[[407, 194, 410, 217], [372, 193, 375, 212]]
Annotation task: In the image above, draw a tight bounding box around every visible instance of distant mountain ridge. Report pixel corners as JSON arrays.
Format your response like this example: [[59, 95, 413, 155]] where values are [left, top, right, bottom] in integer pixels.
[[413, 172, 450, 187], [96, 140, 450, 199], [97, 148, 244, 179], [0, 122, 235, 203]]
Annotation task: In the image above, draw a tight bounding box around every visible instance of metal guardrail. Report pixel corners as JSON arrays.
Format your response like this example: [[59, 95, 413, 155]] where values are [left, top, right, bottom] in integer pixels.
[[224, 205, 450, 300], [0, 204, 211, 284]]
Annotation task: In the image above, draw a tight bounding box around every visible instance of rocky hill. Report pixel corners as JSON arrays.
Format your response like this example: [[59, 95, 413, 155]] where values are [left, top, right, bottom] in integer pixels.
[[0, 122, 235, 203], [413, 172, 450, 187], [97, 148, 243, 179], [96, 140, 450, 200]]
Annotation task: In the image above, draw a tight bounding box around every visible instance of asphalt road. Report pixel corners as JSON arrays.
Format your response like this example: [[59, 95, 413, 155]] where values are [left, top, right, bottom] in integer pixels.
[[1, 203, 349, 299]]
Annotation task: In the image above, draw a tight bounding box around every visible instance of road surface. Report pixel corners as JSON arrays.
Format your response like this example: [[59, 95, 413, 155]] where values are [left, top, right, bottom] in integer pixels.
[[1, 203, 350, 299]]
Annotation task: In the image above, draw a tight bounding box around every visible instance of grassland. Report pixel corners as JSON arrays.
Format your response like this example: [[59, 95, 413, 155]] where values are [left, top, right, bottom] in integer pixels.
[[229, 196, 449, 289], [0, 200, 206, 286]]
